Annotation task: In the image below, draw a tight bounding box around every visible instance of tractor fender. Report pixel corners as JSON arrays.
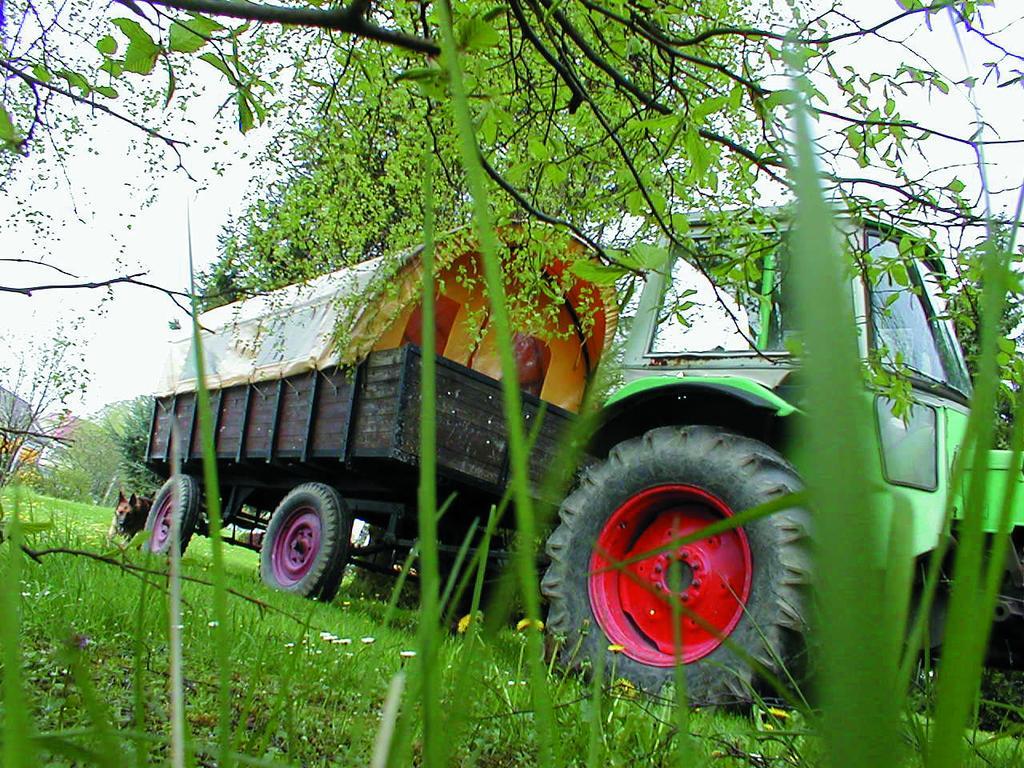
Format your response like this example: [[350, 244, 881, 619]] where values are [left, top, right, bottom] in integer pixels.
[[590, 376, 798, 457]]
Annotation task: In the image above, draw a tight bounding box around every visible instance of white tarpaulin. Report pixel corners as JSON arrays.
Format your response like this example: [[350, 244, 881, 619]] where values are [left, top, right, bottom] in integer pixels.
[[157, 255, 406, 395], [156, 229, 619, 408]]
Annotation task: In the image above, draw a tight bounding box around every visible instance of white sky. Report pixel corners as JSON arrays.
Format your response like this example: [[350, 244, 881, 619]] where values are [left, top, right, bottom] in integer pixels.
[[1, 1, 1022, 417]]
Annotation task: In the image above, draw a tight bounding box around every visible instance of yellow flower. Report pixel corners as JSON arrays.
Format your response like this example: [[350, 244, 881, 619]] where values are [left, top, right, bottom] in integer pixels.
[[516, 618, 544, 632], [607, 643, 626, 653], [767, 707, 790, 720], [457, 611, 482, 634], [611, 678, 638, 700]]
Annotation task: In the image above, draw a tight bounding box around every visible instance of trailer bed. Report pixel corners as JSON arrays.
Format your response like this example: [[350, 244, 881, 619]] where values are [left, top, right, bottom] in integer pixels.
[[146, 345, 577, 517]]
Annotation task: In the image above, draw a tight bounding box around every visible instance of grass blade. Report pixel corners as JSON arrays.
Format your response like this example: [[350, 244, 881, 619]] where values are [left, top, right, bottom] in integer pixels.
[[415, 145, 445, 767], [788, 71, 901, 767], [186, 203, 234, 768], [435, 2, 553, 763], [1, 491, 32, 768]]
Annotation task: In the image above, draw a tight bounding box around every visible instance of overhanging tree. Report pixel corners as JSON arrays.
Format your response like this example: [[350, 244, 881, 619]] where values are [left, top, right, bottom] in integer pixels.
[[4, 2, 1021, 275]]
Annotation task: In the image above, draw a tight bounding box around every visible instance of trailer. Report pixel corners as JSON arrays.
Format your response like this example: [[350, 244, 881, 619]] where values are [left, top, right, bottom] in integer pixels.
[[144, 230, 617, 600]]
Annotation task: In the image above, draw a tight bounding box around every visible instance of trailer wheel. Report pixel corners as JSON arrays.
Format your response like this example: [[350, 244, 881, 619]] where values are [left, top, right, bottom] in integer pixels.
[[541, 425, 810, 704], [261, 483, 353, 601], [145, 475, 202, 555]]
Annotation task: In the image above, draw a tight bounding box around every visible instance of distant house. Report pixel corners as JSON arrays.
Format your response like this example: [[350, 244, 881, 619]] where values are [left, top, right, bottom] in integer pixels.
[[37, 413, 82, 468], [0, 386, 78, 473], [0, 385, 45, 468]]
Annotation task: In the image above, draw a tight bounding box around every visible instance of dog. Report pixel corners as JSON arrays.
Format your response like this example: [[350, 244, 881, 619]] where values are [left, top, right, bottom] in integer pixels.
[[107, 490, 153, 543]]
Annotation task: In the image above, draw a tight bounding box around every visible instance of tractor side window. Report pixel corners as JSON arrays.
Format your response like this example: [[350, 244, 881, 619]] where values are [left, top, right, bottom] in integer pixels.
[[868, 237, 970, 394]]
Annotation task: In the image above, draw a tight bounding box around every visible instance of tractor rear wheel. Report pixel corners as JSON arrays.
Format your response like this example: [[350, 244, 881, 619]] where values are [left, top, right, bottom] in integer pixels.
[[541, 425, 810, 704], [260, 483, 353, 601]]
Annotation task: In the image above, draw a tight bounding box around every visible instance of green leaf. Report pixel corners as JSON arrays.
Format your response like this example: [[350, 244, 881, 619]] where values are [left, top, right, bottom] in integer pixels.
[[169, 22, 207, 53], [199, 52, 234, 82], [164, 65, 177, 107], [527, 136, 548, 161], [618, 243, 669, 272], [691, 95, 729, 122], [764, 89, 800, 109], [100, 59, 124, 77], [845, 125, 863, 150], [569, 261, 630, 286], [169, 16, 222, 53], [947, 178, 966, 194], [237, 92, 254, 132], [57, 69, 91, 95], [31, 64, 52, 83], [0, 105, 22, 151], [113, 18, 161, 74], [542, 162, 567, 185], [96, 35, 118, 55], [459, 17, 499, 52], [95, 85, 118, 99]]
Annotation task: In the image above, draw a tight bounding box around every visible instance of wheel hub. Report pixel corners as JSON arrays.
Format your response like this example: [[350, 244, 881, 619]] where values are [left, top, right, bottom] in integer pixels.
[[588, 484, 752, 666], [272, 508, 322, 586], [149, 497, 174, 553]]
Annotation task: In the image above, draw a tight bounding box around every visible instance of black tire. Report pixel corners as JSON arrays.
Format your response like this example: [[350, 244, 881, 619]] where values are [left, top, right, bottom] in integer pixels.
[[260, 483, 353, 601], [145, 475, 202, 555], [541, 425, 810, 704]]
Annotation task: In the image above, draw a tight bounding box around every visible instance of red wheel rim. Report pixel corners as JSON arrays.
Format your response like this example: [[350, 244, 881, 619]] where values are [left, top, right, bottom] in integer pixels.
[[271, 506, 322, 586], [148, 495, 174, 553], [588, 484, 752, 666]]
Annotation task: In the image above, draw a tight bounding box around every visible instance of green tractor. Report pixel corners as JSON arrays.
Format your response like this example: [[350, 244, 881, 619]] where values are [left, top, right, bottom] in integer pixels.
[[542, 218, 1021, 703]]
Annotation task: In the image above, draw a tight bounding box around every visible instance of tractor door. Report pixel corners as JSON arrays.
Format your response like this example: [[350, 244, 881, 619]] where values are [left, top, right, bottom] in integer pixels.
[[864, 231, 974, 555]]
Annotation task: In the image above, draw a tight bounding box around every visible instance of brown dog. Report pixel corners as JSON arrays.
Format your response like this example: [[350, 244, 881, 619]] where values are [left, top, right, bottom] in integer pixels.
[[107, 490, 153, 542]]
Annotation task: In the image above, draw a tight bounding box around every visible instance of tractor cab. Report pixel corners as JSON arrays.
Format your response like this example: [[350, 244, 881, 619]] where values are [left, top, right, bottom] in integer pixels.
[[622, 219, 971, 402]]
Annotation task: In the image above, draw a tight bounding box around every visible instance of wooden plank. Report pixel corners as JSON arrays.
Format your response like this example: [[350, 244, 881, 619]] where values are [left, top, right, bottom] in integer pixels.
[[209, 389, 223, 457], [301, 370, 321, 463], [310, 368, 354, 457], [217, 387, 247, 458], [144, 397, 158, 462], [276, 373, 313, 456], [236, 384, 253, 463], [245, 381, 277, 457], [149, 397, 172, 461], [340, 361, 363, 461], [186, 392, 199, 461], [268, 379, 284, 461], [164, 393, 177, 461]]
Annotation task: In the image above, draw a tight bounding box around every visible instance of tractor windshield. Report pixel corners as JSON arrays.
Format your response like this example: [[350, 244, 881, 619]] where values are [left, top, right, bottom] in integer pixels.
[[649, 239, 793, 355]]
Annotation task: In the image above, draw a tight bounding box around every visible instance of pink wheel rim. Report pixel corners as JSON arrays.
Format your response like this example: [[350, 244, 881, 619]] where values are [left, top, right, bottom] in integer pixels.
[[148, 495, 174, 553], [271, 506, 322, 586], [588, 484, 752, 666]]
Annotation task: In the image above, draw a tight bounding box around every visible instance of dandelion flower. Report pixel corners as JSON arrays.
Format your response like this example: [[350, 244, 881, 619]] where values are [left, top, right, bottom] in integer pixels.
[[611, 678, 638, 700], [516, 618, 544, 632], [457, 611, 482, 634], [767, 707, 789, 720]]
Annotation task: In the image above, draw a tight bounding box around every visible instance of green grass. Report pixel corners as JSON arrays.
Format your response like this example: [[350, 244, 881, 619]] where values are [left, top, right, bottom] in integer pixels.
[[1, 488, 817, 767], [3, 490, 1022, 766]]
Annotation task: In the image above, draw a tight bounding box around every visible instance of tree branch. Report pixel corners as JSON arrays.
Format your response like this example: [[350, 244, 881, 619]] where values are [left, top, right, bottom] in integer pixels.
[[137, 0, 439, 55]]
